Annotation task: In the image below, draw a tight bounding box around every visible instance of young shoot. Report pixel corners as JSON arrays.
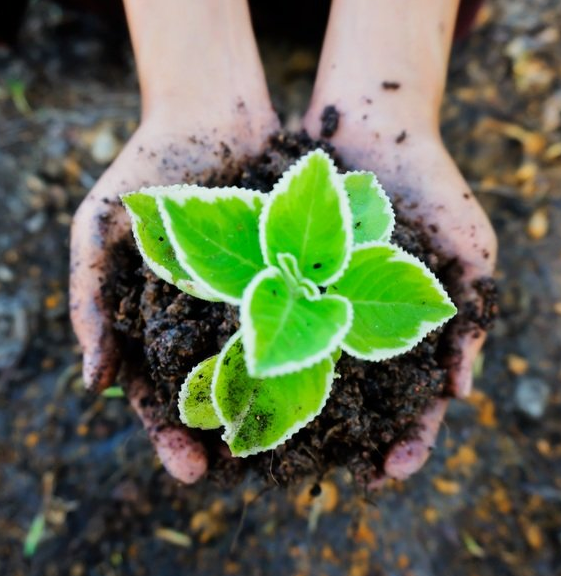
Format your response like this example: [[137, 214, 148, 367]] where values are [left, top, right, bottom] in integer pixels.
[[122, 149, 457, 457]]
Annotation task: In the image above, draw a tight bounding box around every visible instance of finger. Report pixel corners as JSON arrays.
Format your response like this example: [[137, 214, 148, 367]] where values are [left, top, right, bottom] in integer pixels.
[[70, 197, 129, 392], [447, 328, 486, 399], [127, 377, 208, 484], [384, 399, 448, 480], [445, 265, 497, 399]]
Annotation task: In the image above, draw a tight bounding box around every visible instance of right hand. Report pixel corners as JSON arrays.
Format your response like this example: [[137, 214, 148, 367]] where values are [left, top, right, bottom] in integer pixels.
[[304, 111, 497, 485]]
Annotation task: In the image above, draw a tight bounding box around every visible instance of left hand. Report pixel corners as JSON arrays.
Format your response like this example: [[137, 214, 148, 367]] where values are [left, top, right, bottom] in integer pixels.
[[305, 117, 497, 483]]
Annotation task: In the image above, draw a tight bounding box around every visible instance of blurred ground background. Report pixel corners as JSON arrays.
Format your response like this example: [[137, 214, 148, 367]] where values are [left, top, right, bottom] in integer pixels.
[[1, 1, 561, 575]]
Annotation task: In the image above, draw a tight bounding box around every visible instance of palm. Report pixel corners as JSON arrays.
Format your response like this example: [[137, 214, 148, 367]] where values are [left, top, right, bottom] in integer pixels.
[[70, 118, 278, 484], [323, 134, 497, 481]]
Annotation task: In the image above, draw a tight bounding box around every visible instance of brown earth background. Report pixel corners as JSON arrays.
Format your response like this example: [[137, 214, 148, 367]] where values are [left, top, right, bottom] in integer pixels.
[[1, 1, 560, 575]]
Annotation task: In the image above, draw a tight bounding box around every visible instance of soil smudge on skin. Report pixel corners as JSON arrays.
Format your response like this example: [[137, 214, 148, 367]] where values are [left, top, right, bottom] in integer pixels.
[[111, 131, 496, 488], [320, 105, 340, 139], [396, 130, 407, 144], [382, 81, 401, 90]]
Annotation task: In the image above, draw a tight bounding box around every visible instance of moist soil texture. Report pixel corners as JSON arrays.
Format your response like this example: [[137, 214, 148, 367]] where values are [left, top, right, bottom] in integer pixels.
[[111, 131, 493, 487], [2, 2, 561, 576]]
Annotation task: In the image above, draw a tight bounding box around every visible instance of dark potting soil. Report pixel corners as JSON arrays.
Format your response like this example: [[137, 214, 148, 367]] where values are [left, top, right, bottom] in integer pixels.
[[111, 131, 497, 488]]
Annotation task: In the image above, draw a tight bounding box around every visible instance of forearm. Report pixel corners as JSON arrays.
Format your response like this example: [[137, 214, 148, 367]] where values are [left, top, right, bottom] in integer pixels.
[[123, 0, 272, 123], [308, 0, 461, 134]]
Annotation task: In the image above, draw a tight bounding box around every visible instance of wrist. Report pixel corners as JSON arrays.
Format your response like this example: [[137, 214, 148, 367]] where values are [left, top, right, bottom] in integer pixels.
[[138, 98, 279, 160], [305, 0, 459, 142], [124, 0, 274, 133], [304, 95, 441, 152]]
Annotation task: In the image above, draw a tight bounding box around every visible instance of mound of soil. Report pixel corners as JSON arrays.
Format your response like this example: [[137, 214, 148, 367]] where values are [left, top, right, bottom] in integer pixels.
[[111, 131, 494, 488]]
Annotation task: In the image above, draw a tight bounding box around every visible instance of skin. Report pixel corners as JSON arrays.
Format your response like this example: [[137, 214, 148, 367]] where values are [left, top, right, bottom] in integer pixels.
[[70, 0, 279, 483], [70, 0, 497, 485], [303, 0, 497, 483]]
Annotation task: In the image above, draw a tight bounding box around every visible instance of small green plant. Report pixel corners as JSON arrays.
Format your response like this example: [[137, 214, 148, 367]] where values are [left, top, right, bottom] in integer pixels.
[[122, 149, 456, 457]]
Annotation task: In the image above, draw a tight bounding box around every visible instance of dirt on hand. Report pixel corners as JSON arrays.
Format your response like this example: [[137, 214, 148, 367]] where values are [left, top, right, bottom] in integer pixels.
[[111, 131, 495, 487]]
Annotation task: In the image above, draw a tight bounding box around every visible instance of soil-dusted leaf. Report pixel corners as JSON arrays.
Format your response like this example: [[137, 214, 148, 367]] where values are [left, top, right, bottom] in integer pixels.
[[260, 149, 353, 286], [123, 191, 220, 301], [212, 333, 335, 457], [157, 185, 267, 305], [178, 355, 221, 430], [328, 242, 457, 361], [342, 171, 395, 243], [241, 266, 352, 377]]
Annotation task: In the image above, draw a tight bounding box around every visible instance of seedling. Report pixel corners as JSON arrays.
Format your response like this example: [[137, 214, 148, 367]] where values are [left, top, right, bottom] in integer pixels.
[[122, 149, 456, 457]]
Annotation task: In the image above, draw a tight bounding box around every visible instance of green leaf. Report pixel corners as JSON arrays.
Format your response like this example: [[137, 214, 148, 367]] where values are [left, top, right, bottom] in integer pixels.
[[122, 190, 219, 301], [101, 386, 125, 398], [331, 348, 342, 364], [328, 242, 457, 361], [260, 149, 352, 286], [178, 355, 221, 430], [7, 78, 32, 115], [343, 171, 395, 243], [23, 513, 45, 558], [277, 252, 319, 300], [241, 266, 352, 377], [212, 333, 334, 457], [157, 185, 266, 305]]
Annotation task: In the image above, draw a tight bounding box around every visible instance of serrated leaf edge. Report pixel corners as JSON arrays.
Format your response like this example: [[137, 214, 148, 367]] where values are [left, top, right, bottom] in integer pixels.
[[178, 355, 221, 429], [240, 266, 354, 378], [156, 185, 266, 305], [123, 198, 173, 285], [212, 332, 336, 457], [175, 279, 222, 302], [339, 241, 457, 362], [341, 170, 396, 243], [258, 148, 354, 287], [138, 183, 264, 209], [122, 191, 180, 287], [122, 190, 222, 301]]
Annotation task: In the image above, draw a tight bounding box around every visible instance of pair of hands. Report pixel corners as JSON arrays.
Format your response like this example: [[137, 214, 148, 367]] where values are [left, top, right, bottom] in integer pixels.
[[70, 108, 497, 487]]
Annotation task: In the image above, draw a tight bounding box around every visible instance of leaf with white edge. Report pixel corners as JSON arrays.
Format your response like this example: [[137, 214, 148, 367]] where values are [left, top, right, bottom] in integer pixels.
[[342, 171, 395, 243], [241, 266, 352, 378], [212, 333, 334, 457], [328, 242, 457, 361], [157, 185, 266, 305], [178, 355, 221, 430], [122, 191, 219, 301], [260, 149, 353, 286]]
